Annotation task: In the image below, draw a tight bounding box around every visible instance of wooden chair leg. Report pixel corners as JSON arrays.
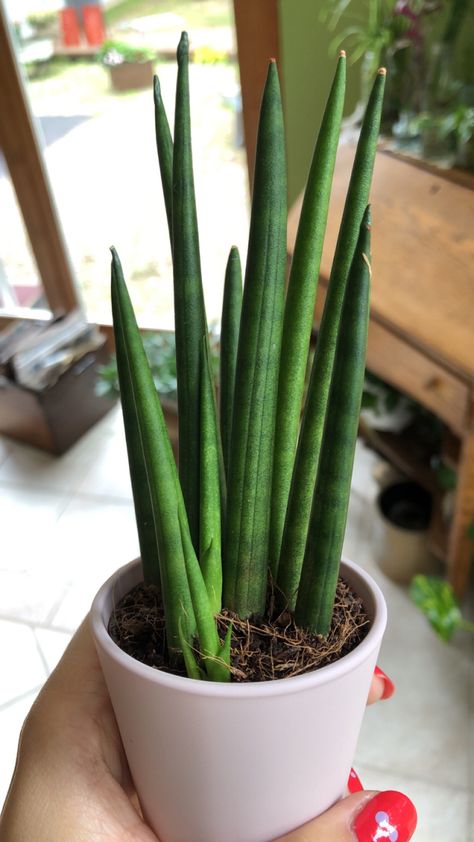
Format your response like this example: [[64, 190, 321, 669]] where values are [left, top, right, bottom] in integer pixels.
[[447, 423, 474, 599]]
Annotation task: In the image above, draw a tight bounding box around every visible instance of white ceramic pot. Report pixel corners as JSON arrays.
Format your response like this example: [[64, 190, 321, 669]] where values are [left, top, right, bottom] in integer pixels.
[[91, 558, 387, 842]]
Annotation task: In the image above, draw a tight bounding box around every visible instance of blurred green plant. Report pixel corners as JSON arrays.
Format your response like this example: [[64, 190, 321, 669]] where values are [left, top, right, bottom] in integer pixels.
[[98, 39, 156, 66], [432, 458, 457, 492], [96, 329, 219, 401], [321, 0, 474, 169], [410, 574, 474, 641], [26, 11, 57, 34], [361, 371, 415, 414], [320, 0, 413, 74]]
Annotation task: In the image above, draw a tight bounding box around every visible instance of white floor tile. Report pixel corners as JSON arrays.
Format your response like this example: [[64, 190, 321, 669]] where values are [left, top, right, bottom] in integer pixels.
[[47, 495, 139, 631], [355, 534, 473, 791], [48, 495, 139, 588], [355, 764, 469, 842], [96, 403, 124, 436], [0, 439, 92, 494], [48, 581, 102, 632], [0, 570, 68, 625], [77, 425, 132, 499], [0, 409, 120, 495], [0, 690, 39, 809], [0, 485, 71, 622], [34, 627, 72, 675], [0, 485, 68, 574], [0, 621, 46, 706]]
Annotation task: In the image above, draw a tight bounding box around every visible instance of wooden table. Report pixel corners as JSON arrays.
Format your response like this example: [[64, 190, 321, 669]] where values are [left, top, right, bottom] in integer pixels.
[[287, 145, 474, 598]]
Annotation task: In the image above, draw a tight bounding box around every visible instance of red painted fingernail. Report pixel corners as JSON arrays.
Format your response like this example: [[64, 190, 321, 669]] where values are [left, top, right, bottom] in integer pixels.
[[374, 665, 395, 700], [348, 767, 364, 793], [353, 790, 417, 841]]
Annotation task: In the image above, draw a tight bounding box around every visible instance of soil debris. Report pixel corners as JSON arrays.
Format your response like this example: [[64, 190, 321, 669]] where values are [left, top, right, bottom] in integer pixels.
[[108, 578, 370, 682]]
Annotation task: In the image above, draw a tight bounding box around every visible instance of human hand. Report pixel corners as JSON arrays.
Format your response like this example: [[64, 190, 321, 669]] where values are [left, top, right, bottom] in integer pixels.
[[0, 619, 158, 842], [278, 785, 417, 841], [0, 619, 414, 842]]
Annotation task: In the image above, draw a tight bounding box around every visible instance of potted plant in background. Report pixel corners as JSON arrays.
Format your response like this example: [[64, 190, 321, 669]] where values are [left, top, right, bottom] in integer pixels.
[[98, 38, 156, 92], [91, 32, 388, 842]]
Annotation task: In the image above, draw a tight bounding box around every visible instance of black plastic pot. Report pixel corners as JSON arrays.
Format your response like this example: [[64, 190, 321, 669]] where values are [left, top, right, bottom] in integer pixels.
[[379, 481, 432, 531], [374, 481, 434, 584]]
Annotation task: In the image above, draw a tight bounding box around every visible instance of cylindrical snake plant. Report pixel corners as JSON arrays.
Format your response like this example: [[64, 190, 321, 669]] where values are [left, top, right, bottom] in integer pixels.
[[111, 33, 385, 680]]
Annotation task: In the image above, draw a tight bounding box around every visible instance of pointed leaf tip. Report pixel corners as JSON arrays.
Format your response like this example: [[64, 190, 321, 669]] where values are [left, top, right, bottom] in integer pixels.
[[153, 75, 161, 96], [177, 31, 189, 61], [362, 205, 372, 228], [110, 245, 119, 265], [266, 59, 280, 87]]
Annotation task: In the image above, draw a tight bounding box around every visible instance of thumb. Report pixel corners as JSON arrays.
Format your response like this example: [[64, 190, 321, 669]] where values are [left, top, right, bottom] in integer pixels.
[[279, 790, 417, 841]]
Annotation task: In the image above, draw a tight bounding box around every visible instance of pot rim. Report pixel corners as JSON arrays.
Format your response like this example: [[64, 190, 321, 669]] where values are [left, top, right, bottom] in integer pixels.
[[91, 557, 387, 698]]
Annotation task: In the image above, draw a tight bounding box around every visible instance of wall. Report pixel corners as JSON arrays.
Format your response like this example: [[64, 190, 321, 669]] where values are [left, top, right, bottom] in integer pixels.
[[279, 0, 363, 205]]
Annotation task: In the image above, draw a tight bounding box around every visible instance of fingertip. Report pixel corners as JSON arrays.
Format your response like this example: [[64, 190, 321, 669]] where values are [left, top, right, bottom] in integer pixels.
[[347, 767, 364, 793], [367, 673, 386, 704], [374, 666, 395, 700]]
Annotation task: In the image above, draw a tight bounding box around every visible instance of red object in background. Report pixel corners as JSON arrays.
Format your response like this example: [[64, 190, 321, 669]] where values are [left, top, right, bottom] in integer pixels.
[[83, 5, 106, 46], [60, 8, 81, 47]]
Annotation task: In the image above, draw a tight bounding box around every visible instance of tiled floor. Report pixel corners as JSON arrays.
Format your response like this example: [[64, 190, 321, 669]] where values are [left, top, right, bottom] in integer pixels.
[[0, 410, 472, 840]]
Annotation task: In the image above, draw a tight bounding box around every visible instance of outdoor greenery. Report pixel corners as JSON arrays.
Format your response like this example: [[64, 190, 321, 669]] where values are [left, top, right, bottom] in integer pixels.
[[98, 39, 156, 66], [111, 33, 385, 681], [104, 0, 231, 30]]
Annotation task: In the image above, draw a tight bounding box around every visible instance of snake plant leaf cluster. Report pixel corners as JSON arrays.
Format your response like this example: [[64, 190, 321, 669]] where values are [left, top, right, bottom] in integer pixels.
[[111, 32, 385, 682]]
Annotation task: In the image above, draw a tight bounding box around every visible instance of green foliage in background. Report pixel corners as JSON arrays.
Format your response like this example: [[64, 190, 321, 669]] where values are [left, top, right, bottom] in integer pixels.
[[96, 330, 219, 402], [410, 575, 474, 641], [320, 0, 412, 73]]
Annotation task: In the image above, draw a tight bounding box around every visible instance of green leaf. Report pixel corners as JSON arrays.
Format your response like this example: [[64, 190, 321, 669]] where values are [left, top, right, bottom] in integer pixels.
[[179, 618, 205, 680], [294, 207, 372, 634], [269, 52, 346, 577], [410, 575, 463, 642], [278, 69, 385, 610], [153, 75, 173, 244], [199, 337, 224, 614], [179, 508, 230, 682], [220, 246, 242, 480], [435, 461, 457, 492], [173, 31, 209, 552], [223, 60, 287, 618], [111, 247, 196, 652]]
